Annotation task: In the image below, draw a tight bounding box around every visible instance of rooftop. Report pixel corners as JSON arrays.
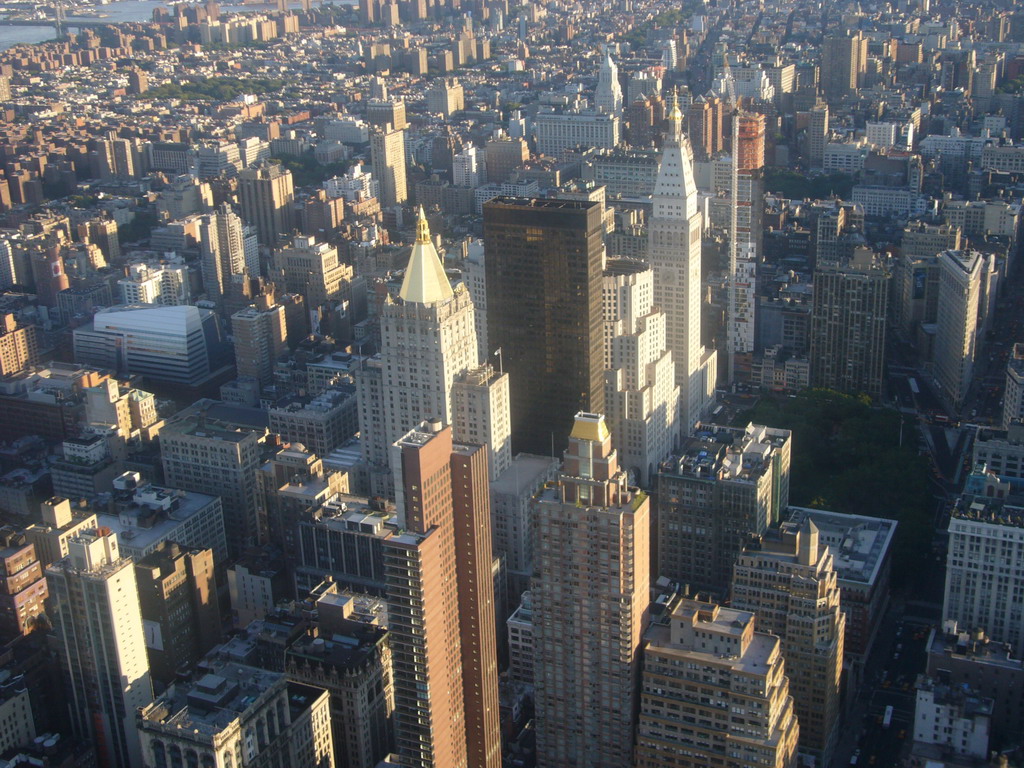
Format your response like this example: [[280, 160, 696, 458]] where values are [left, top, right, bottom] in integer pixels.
[[142, 662, 286, 739], [659, 423, 789, 484], [786, 507, 896, 587], [491, 454, 558, 497], [916, 675, 994, 718], [927, 622, 1024, 672], [96, 483, 221, 556], [286, 619, 387, 673]]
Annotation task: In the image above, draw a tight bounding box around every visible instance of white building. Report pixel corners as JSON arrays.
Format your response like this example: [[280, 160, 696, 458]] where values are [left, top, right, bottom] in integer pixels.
[[944, 469, 1024, 649], [238, 135, 271, 168], [452, 364, 511, 482], [356, 209, 479, 497], [139, 662, 335, 768], [934, 250, 985, 411], [0, 683, 35, 755], [453, 145, 481, 188], [324, 117, 370, 145], [47, 528, 153, 768], [73, 304, 224, 387], [714, 67, 775, 102], [920, 133, 994, 164], [980, 145, 1024, 174], [507, 591, 534, 686], [1004, 343, 1024, 429], [595, 52, 623, 117], [119, 260, 191, 306], [489, 454, 558, 596], [913, 677, 991, 759], [98, 474, 228, 563], [647, 95, 716, 433], [324, 162, 380, 202], [823, 141, 870, 174], [534, 111, 620, 156], [0, 238, 14, 290], [192, 140, 242, 179], [851, 185, 926, 218], [461, 239, 488, 362], [729, 246, 758, 358], [199, 203, 248, 301], [973, 423, 1024, 482], [602, 258, 679, 487]]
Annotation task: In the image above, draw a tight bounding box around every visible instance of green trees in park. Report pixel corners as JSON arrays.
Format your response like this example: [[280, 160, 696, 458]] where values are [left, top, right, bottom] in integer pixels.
[[733, 389, 935, 588]]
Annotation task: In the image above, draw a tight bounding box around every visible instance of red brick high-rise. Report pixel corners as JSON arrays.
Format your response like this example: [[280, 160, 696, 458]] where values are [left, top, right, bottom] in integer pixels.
[[385, 422, 501, 768]]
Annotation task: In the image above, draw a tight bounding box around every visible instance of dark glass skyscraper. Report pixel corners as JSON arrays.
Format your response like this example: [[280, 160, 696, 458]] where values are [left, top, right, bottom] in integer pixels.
[[483, 197, 606, 456]]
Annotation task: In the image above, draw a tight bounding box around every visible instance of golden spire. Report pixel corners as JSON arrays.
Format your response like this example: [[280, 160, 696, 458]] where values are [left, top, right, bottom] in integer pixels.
[[400, 206, 454, 305], [415, 205, 431, 245], [668, 86, 683, 122]]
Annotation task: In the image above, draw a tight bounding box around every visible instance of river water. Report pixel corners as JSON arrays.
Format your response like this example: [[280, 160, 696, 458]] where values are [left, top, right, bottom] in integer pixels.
[[0, 0, 309, 50]]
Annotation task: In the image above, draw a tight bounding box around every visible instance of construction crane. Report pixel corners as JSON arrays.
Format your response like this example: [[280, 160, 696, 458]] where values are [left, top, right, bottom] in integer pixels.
[[722, 52, 740, 388]]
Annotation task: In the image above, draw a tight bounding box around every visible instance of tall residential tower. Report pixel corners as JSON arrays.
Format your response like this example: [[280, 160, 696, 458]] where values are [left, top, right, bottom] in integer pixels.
[[384, 423, 501, 768], [531, 412, 650, 768], [47, 529, 153, 768]]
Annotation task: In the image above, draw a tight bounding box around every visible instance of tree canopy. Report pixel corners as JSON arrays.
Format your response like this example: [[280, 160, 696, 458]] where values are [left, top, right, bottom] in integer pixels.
[[733, 389, 935, 590]]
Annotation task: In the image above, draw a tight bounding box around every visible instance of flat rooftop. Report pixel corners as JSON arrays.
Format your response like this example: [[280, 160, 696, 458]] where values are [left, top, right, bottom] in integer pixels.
[[927, 625, 1024, 672], [144, 663, 286, 737], [951, 495, 1024, 529], [787, 507, 896, 587], [491, 454, 558, 497], [97, 485, 221, 556]]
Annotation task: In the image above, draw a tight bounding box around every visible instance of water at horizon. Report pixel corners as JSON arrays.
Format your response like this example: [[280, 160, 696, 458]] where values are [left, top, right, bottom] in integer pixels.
[[0, 0, 329, 51]]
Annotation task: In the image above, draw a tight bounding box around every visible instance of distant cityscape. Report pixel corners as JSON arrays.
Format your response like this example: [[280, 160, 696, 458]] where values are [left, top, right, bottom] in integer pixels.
[[0, 0, 1019, 767]]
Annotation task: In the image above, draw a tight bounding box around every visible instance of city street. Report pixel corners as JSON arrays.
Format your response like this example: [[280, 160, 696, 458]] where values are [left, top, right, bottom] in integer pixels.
[[834, 608, 935, 768]]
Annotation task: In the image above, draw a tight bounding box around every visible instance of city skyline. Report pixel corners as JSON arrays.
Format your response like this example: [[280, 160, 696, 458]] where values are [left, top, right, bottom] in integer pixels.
[[0, 0, 1020, 767]]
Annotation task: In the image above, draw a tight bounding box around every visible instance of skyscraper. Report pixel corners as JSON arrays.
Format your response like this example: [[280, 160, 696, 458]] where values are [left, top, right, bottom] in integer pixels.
[[452, 364, 512, 482], [821, 32, 867, 103], [934, 250, 992, 412], [46, 528, 153, 768], [134, 541, 220, 686], [238, 162, 295, 245], [531, 412, 650, 768], [648, 95, 716, 433], [656, 422, 792, 594], [731, 520, 845, 768], [357, 209, 479, 495], [727, 113, 767, 380], [200, 203, 248, 303], [160, 410, 265, 556], [602, 257, 679, 487], [370, 126, 408, 208], [808, 103, 829, 168], [944, 467, 1024, 651], [810, 248, 889, 400], [385, 422, 501, 768], [635, 596, 800, 768], [483, 197, 606, 455], [232, 292, 288, 388], [595, 51, 623, 117], [277, 233, 353, 313], [735, 113, 766, 257]]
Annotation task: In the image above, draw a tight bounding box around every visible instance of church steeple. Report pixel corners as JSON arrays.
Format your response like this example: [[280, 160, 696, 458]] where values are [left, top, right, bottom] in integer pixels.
[[399, 207, 454, 305]]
